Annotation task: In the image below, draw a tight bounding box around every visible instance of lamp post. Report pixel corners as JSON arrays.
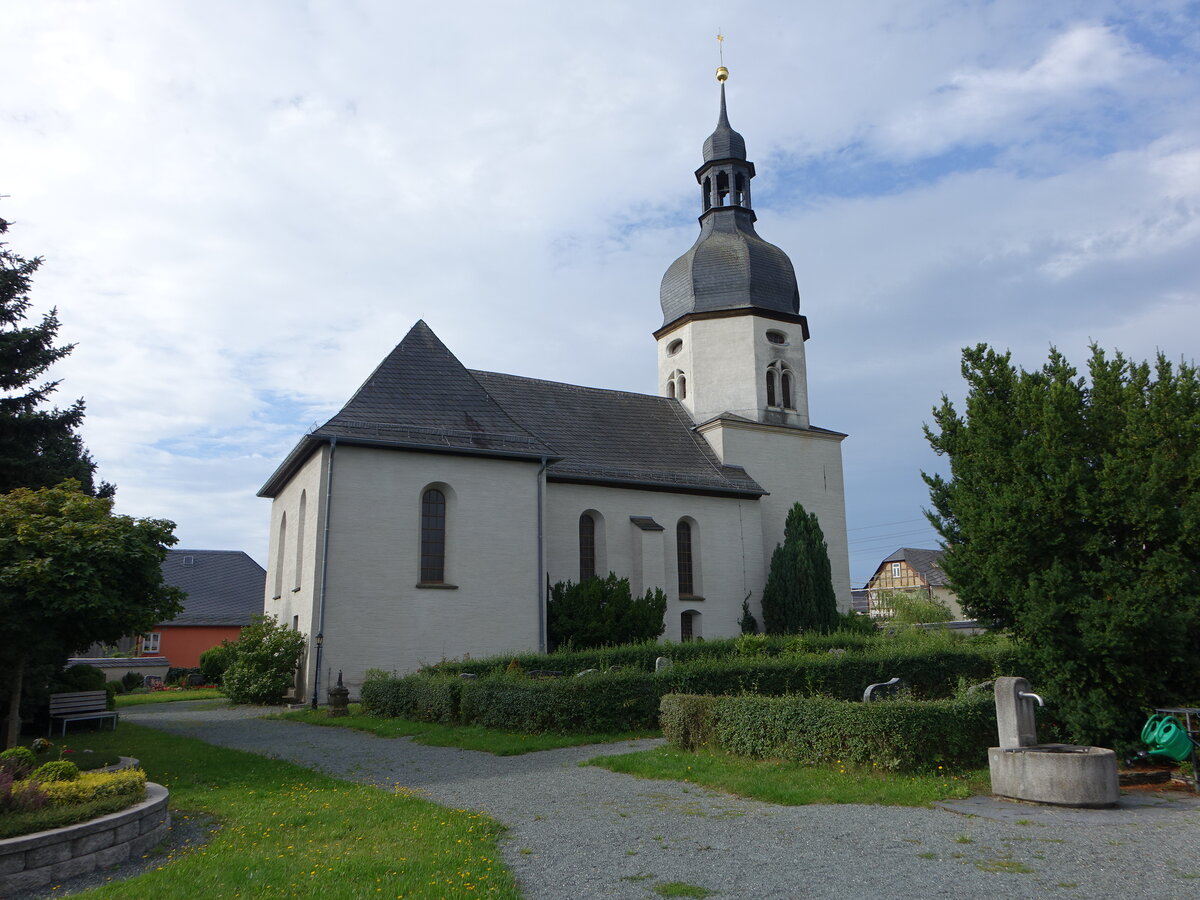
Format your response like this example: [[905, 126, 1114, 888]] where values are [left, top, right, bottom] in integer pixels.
[[310, 631, 324, 709]]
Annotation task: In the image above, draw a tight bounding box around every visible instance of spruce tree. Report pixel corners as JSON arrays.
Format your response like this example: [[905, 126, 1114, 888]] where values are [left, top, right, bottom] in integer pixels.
[[924, 344, 1200, 748], [760, 502, 840, 634], [0, 216, 109, 495]]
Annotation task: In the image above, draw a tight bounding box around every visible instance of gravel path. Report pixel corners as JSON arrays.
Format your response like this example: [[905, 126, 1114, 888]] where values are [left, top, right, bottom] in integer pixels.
[[91, 702, 1200, 898]]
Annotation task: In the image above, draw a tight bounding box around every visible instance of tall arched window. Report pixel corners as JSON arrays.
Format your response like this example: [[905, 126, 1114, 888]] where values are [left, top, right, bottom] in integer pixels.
[[677, 374, 686, 400], [579, 512, 596, 581], [677, 520, 694, 597], [781, 370, 793, 410], [273, 512, 287, 599], [680, 610, 694, 642], [420, 488, 447, 583], [293, 490, 306, 591], [766, 369, 777, 407]]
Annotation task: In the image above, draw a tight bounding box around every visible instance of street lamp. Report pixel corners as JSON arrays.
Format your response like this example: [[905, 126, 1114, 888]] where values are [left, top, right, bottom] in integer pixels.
[[310, 631, 324, 709]]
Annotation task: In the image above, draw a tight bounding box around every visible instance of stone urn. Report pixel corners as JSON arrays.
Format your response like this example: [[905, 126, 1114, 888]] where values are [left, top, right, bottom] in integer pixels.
[[327, 670, 350, 717]]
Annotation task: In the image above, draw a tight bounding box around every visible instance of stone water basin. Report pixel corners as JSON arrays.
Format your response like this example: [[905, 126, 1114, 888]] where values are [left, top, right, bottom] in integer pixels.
[[988, 743, 1120, 808]]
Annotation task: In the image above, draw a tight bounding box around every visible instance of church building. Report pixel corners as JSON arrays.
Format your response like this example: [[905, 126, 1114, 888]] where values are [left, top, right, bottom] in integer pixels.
[[259, 69, 851, 702]]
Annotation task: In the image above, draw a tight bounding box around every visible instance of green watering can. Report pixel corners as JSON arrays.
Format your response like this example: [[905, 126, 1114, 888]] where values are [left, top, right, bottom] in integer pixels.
[[1141, 714, 1196, 763]]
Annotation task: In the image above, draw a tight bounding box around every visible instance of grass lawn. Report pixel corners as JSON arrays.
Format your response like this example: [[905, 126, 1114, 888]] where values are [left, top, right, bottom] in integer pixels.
[[115, 688, 227, 707], [272, 704, 658, 756], [55, 723, 519, 898], [586, 745, 990, 807]]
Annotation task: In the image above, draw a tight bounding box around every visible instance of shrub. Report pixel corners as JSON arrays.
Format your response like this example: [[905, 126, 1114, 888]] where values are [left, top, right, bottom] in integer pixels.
[[665, 692, 996, 772], [221, 616, 307, 704], [54, 664, 106, 693], [660, 694, 718, 751], [0, 770, 48, 813], [32, 759, 80, 782], [459, 671, 662, 733], [547, 574, 667, 650], [121, 671, 145, 692], [39, 767, 146, 806], [0, 746, 36, 778], [200, 642, 238, 685]]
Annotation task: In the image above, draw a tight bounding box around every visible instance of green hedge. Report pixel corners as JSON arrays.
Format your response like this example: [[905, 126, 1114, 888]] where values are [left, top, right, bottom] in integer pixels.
[[661, 692, 996, 772], [460, 673, 662, 733], [361, 643, 1014, 735], [360, 675, 462, 723]]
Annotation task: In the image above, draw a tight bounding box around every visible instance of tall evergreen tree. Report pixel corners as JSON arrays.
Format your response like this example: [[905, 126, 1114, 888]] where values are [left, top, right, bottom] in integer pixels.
[[760, 502, 840, 634], [0, 216, 109, 495], [924, 344, 1200, 748]]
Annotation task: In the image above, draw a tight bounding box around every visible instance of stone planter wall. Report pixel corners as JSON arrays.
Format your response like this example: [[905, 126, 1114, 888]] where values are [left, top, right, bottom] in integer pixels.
[[0, 782, 169, 895]]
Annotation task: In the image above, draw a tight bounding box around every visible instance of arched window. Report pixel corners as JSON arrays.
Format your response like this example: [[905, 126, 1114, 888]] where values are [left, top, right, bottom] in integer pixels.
[[716, 170, 729, 205], [680, 610, 701, 642], [293, 490, 306, 591], [579, 512, 596, 581], [677, 374, 687, 400], [766, 368, 777, 407], [273, 512, 287, 599], [677, 520, 694, 597], [782, 370, 793, 409], [420, 488, 447, 584], [668, 378, 676, 399], [702, 177, 712, 211]]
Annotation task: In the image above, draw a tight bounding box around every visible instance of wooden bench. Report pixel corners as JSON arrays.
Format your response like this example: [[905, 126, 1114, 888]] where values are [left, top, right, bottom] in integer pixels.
[[48, 691, 119, 737]]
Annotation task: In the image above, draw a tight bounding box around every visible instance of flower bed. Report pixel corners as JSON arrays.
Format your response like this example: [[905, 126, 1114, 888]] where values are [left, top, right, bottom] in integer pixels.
[[0, 782, 168, 895]]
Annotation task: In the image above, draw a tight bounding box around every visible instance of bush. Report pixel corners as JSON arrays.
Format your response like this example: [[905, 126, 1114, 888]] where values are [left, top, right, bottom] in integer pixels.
[[547, 574, 666, 650], [55, 664, 106, 693], [121, 671, 146, 692], [200, 642, 238, 685], [0, 770, 48, 813], [460, 671, 662, 733], [0, 746, 36, 778], [371, 641, 1018, 734], [32, 759, 80, 782], [663, 692, 995, 772], [220, 616, 307, 705], [660, 694, 718, 751], [38, 767, 146, 806]]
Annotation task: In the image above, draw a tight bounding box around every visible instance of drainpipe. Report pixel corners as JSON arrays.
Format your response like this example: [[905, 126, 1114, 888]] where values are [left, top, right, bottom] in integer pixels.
[[536, 457, 549, 653], [311, 437, 337, 709]]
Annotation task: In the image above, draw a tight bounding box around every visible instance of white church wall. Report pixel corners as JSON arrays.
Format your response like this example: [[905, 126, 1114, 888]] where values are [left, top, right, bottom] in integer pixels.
[[700, 419, 852, 611], [315, 446, 543, 694], [263, 445, 327, 700], [543, 481, 766, 642]]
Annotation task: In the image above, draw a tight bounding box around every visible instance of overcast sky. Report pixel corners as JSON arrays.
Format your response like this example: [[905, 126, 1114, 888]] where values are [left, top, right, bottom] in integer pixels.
[[3, 0, 1197, 588]]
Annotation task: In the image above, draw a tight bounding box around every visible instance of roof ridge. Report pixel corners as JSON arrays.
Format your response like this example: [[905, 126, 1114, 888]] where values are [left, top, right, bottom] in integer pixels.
[[470, 369, 675, 403]]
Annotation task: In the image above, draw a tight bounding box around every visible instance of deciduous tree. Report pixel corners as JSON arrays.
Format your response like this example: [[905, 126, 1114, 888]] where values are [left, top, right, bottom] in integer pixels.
[[760, 503, 839, 635], [0, 482, 182, 747], [924, 344, 1200, 747]]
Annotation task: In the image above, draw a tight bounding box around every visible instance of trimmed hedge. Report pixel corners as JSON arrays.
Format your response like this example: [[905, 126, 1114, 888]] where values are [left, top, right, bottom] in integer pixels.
[[662, 692, 995, 772], [361, 642, 1014, 735], [38, 767, 147, 806], [360, 675, 463, 723]]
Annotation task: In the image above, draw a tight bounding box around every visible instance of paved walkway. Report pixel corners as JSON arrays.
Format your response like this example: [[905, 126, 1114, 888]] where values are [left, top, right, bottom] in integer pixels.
[[124, 702, 1200, 899]]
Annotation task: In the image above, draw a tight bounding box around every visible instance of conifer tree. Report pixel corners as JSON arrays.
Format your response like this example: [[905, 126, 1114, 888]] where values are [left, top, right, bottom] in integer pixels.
[[924, 344, 1200, 748], [0, 216, 109, 495], [760, 502, 839, 634]]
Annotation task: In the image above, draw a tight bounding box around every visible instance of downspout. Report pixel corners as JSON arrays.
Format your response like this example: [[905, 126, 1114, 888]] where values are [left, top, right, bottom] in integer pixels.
[[536, 456, 549, 653], [311, 437, 337, 709]]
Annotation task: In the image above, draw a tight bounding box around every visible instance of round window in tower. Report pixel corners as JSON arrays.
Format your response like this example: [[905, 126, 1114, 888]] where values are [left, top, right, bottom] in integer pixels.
[[667, 339, 683, 356], [766, 330, 787, 345]]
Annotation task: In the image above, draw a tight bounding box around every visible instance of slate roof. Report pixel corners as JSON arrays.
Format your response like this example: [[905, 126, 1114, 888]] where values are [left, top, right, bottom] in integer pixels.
[[702, 83, 746, 162], [260, 322, 765, 499], [659, 208, 803, 328], [471, 371, 764, 496], [158, 550, 266, 627], [880, 547, 950, 587]]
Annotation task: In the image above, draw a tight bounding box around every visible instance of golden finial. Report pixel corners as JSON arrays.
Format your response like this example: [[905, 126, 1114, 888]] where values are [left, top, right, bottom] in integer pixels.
[[716, 31, 728, 82]]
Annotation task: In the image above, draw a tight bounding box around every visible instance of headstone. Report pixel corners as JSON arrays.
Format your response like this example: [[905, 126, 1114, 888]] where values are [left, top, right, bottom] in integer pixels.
[[862, 677, 905, 701], [576, 668, 598, 677], [655, 657, 673, 672], [186, 673, 206, 687], [326, 669, 350, 717]]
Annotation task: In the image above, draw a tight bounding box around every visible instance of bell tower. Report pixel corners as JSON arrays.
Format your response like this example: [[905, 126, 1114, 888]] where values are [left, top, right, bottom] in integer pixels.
[[656, 66, 811, 428]]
